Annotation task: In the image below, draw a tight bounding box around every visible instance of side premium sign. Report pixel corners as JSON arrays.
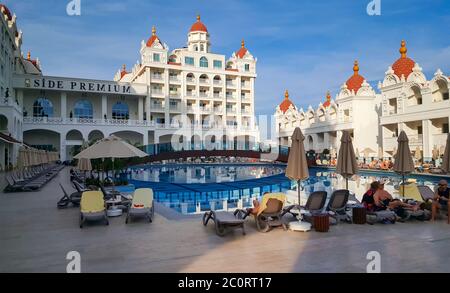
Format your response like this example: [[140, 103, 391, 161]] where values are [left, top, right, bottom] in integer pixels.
[[15, 76, 147, 96]]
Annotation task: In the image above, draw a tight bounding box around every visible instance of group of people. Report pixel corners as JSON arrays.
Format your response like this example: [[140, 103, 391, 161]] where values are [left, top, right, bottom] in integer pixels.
[[362, 179, 449, 222]]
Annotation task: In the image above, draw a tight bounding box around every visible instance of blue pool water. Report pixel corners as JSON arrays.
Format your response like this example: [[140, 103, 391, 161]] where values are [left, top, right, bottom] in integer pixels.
[[120, 164, 449, 214]]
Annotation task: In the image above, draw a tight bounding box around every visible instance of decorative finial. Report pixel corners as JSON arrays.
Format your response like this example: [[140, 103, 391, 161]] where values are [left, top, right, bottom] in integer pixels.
[[353, 60, 359, 75], [197, 14, 201, 21], [284, 90, 289, 99], [152, 26, 156, 36], [241, 39, 245, 48], [27, 51, 31, 60], [400, 40, 407, 58], [326, 91, 331, 101]]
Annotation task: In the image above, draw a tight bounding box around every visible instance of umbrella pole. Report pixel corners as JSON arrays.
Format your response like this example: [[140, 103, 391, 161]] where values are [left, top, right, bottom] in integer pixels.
[[402, 174, 405, 198], [297, 179, 301, 207], [112, 158, 115, 192], [346, 178, 348, 190]]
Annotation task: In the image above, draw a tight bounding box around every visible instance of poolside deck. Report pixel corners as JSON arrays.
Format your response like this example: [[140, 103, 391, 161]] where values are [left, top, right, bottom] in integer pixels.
[[1, 167, 449, 273]]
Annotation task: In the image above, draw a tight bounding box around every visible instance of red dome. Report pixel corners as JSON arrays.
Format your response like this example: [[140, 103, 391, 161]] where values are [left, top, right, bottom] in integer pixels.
[[346, 60, 365, 93], [146, 26, 161, 47], [0, 4, 12, 20], [392, 40, 415, 79], [279, 90, 294, 113], [236, 39, 248, 58], [190, 15, 208, 33], [323, 92, 332, 108]]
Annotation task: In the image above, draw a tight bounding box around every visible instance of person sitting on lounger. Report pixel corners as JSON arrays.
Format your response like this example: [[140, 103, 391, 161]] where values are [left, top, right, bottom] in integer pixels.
[[362, 181, 380, 212], [373, 180, 420, 212], [432, 179, 450, 221]]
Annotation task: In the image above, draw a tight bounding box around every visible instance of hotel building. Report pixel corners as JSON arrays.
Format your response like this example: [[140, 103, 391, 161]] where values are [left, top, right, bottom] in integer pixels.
[[0, 5, 259, 167], [275, 41, 449, 160]]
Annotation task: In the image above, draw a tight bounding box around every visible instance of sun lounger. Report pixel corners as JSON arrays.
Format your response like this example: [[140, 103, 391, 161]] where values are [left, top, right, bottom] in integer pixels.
[[125, 188, 154, 224], [58, 183, 82, 208], [79, 191, 109, 228], [326, 189, 351, 224], [298, 191, 328, 224], [203, 210, 245, 236]]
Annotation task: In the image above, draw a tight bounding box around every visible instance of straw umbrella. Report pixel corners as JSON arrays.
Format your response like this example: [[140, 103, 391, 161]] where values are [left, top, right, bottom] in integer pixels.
[[336, 131, 358, 189], [393, 131, 415, 197], [441, 133, 450, 174], [18, 147, 30, 169], [285, 127, 309, 206]]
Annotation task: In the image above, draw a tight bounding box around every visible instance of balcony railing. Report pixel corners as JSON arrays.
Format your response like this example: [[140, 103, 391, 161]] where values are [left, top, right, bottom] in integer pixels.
[[199, 79, 209, 84], [213, 108, 223, 113], [226, 81, 236, 87], [23, 117, 155, 127], [186, 78, 195, 83], [199, 93, 210, 99], [169, 106, 181, 111], [213, 80, 222, 86], [200, 107, 212, 113], [169, 76, 180, 82], [226, 109, 237, 114], [152, 105, 165, 111], [169, 92, 180, 98], [152, 75, 164, 81], [186, 92, 196, 98], [226, 95, 236, 100], [152, 90, 164, 96]]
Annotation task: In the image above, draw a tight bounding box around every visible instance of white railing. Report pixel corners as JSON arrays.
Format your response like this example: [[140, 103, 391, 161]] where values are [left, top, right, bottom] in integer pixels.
[[186, 92, 196, 98], [199, 79, 209, 84], [169, 93, 180, 98], [226, 95, 236, 100], [152, 75, 164, 81], [227, 109, 236, 114], [152, 105, 164, 111], [169, 76, 180, 82], [23, 117, 155, 127], [169, 106, 181, 111], [213, 80, 222, 86], [186, 78, 195, 83], [152, 90, 164, 96], [214, 108, 223, 113], [186, 106, 196, 112], [213, 94, 223, 99], [200, 107, 212, 113], [226, 81, 235, 87], [199, 93, 210, 99]]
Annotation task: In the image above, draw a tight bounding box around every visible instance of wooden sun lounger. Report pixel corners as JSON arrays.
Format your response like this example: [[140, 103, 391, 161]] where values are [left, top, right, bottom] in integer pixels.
[[202, 210, 246, 236]]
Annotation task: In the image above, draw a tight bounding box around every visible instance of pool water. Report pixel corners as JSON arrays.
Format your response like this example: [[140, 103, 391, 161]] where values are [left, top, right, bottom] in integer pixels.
[[123, 164, 449, 214], [129, 163, 285, 184]]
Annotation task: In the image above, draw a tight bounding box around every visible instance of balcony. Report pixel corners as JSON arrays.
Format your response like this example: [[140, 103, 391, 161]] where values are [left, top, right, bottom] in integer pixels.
[[200, 107, 212, 113], [226, 81, 236, 87], [169, 76, 180, 83], [186, 77, 196, 84], [199, 79, 210, 85], [169, 92, 181, 98], [186, 92, 196, 98], [152, 90, 164, 96], [186, 106, 196, 113], [226, 95, 236, 100], [151, 75, 164, 82], [152, 105, 165, 111], [23, 117, 154, 127], [226, 108, 237, 114], [199, 93, 211, 99], [169, 105, 181, 112], [213, 80, 222, 86], [213, 107, 223, 114], [213, 93, 223, 99]]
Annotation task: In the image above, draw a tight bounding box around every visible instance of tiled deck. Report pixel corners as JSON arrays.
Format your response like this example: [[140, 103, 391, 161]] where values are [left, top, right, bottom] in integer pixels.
[[0, 167, 449, 273]]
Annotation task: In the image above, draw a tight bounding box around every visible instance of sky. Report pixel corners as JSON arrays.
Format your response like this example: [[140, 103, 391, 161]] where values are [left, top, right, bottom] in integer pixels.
[[4, 0, 450, 116]]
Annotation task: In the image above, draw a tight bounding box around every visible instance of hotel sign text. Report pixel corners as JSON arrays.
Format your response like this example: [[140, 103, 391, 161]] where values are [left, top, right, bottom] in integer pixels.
[[13, 76, 147, 96]]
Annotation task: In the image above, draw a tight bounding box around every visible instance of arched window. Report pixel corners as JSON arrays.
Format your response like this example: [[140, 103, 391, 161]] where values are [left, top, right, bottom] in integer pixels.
[[74, 100, 93, 119], [200, 57, 208, 68], [112, 102, 129, 120], [33, 98, 53, 117]]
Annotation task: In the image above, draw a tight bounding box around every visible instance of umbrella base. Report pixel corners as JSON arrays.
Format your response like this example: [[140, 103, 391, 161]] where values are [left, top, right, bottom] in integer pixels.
[[288, 220, 311, 232]]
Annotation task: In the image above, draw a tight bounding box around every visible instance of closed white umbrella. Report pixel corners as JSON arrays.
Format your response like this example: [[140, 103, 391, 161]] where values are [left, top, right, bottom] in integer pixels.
[[18, 147, 29, 168], [393, 131, 415, 197], [77, 158, 92, 171], [441, 134, 450, 174], [336, 131, 358, 189]]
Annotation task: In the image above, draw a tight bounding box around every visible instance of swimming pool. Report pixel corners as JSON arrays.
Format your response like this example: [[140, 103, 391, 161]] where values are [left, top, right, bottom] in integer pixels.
[[121, 164, 449, 214]]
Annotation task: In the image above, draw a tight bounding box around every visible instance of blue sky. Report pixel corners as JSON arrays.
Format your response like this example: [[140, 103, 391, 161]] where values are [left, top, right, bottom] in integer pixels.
[[4, 0, 450, 115]]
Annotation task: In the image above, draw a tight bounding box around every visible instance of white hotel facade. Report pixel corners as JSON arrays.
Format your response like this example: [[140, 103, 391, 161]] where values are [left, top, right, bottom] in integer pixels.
[[0, 6, 259, 168], [275, 41, 450, 161]]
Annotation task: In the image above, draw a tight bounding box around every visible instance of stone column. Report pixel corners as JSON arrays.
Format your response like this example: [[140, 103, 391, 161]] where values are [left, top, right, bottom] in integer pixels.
[[59, 134, 66, 162], [138, 96, 144, 121], [60, 92, 67, 118], [422, 119, 432, 159], [101, 95, 107, 119]]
